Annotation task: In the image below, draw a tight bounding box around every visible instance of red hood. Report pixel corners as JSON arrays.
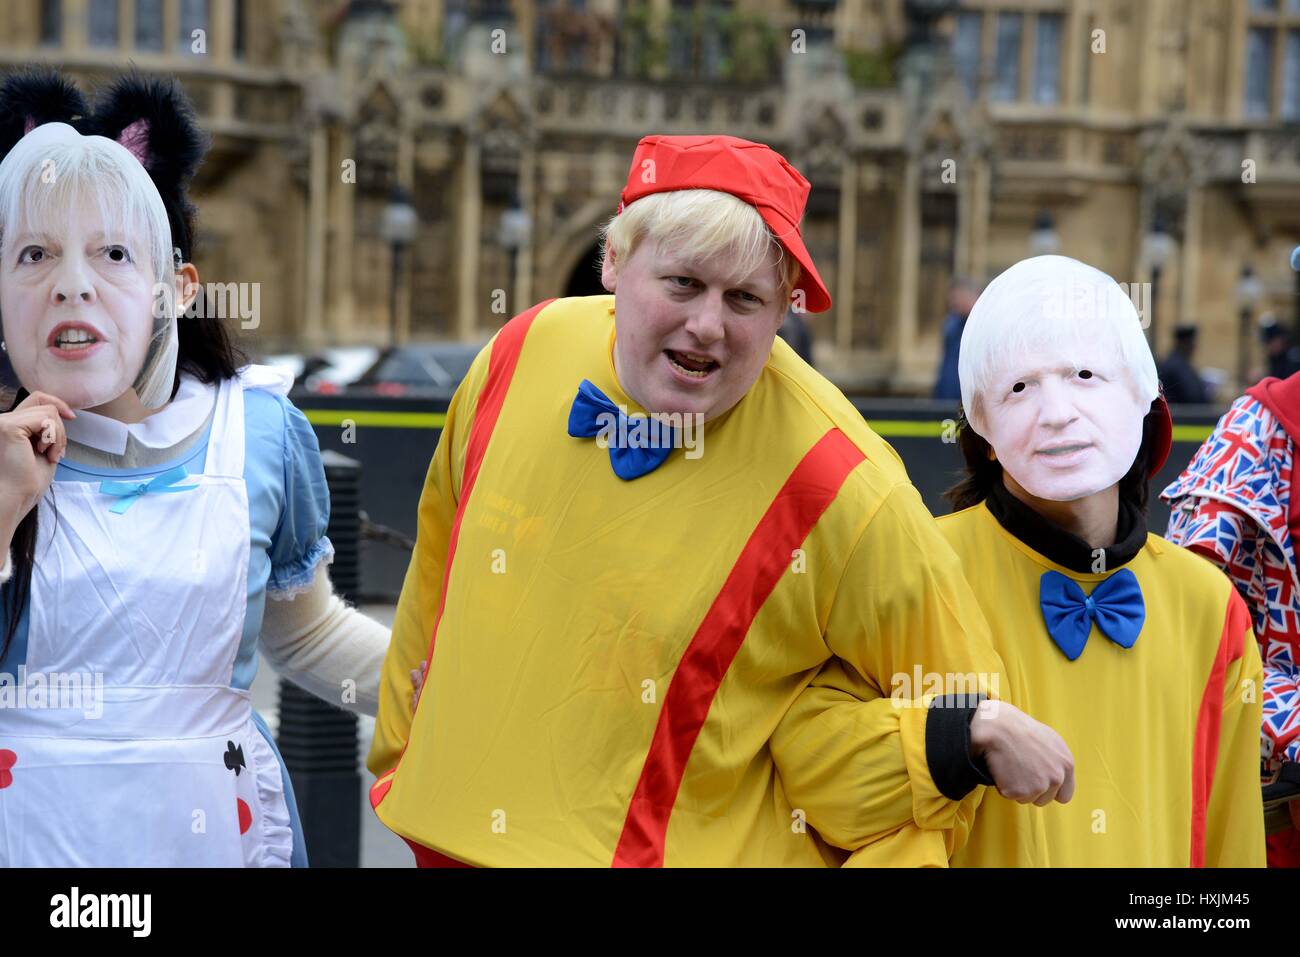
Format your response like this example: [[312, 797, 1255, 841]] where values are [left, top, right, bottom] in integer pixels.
[[1246, 372, 1300, 443]]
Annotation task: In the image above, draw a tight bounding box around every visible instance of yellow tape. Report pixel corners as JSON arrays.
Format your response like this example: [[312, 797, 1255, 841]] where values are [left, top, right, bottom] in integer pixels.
[[300, 410, 1216, 443], [1170, 424, 1214, 442], [302, 409, 448, 429]]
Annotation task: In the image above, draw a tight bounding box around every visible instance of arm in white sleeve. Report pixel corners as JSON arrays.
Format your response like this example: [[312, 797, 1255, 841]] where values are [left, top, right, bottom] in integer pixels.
[[0, 548, 11, 585], [260, 562, 391, 716]]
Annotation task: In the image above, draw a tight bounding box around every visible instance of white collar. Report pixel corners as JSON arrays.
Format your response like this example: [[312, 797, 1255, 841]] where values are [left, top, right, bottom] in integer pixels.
[[65, 374, 217, 456]]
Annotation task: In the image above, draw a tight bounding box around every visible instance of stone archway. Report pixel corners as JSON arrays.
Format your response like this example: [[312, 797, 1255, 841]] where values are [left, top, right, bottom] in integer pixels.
[[538, 196, 615, 300], [564, 241, 605, 297]]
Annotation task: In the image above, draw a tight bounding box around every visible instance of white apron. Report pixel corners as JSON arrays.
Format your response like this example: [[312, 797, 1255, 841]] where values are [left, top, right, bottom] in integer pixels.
[[0, 373, 293, 867]]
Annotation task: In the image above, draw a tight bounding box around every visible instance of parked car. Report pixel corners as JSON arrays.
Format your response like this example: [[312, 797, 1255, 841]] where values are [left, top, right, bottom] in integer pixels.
[[262, 346, 384, 396], [349, 342, 485, 398]]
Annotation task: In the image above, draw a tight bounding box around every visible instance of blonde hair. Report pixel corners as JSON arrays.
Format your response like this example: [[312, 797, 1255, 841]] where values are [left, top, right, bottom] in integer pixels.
[[600, 189, 801, 300]]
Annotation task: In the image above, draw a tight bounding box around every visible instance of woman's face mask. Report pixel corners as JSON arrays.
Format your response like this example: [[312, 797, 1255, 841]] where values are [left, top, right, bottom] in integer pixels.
[[0, 202, 157, 410], [977, 346, 1146, 502]]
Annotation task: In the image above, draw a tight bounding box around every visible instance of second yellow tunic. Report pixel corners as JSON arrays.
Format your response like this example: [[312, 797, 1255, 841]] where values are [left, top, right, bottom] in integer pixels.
[[939, 498, 1265, 867]]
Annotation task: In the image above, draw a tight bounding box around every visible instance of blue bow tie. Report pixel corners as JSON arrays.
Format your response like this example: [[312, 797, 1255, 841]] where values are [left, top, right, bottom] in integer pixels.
[[1039, 568, 1144, 661], [567, 379, 676, 480], [99, 465, 198, 514]]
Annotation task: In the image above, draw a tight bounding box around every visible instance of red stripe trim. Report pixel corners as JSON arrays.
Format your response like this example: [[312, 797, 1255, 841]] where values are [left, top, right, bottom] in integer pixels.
[[371, 299, 554, 813], [1190, 587, 1250, 867], [1186, 542, 1223, 566], [405, 838, 475, 868], [369, 771, 395, 809], [612, 428, 866, 867], [421, 300, 552, 667], [371, 771, 475, 866]]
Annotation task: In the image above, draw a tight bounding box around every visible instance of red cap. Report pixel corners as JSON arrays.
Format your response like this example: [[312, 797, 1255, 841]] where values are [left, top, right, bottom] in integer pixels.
[[617, 134, 832, 313], [1147, 392, 1173, 479]]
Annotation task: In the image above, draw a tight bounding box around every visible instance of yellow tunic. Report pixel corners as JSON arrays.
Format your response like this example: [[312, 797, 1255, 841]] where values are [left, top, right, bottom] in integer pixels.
[[936, 501, 1266, 867], [366, 295, 1005, 866]]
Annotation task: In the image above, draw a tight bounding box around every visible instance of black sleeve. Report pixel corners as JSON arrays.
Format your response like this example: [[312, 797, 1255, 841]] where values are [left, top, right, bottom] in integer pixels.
[[925, 694, 996, 801]]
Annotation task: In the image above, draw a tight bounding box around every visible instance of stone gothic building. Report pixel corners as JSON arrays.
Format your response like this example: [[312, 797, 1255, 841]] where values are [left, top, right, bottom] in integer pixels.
[[4, 0, 1300, 394]]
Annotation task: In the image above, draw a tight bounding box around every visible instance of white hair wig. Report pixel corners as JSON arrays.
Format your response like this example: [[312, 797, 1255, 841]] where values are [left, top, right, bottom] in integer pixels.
[[958, 254, 1158, 430], [0, 121, 176, 407]]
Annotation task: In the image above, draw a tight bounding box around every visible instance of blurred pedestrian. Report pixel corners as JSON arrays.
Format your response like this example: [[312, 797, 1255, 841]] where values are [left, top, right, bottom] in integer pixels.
[[1157, 324, 1209, 404], [1260, 315, 1300, 381], [932, 277, 980, 401], [776, 306, 814, 367]]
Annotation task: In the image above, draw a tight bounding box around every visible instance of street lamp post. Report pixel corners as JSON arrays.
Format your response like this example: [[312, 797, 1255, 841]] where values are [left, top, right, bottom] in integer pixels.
[[1294, 251, 1300, 345], [497, 194, 533, 316], [1236, 264, 1264, 391], [900, 0, 960, 101], [1292, 245, 1300, 346], [1030, 209, 1059, 256], [381, 186, 419, 349], [1143, 212, 1176, 354]]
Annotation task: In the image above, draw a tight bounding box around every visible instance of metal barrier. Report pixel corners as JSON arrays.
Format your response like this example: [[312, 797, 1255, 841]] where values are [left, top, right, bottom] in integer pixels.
[[274, 451, 363, 867], [294, 393, 1230, 601]]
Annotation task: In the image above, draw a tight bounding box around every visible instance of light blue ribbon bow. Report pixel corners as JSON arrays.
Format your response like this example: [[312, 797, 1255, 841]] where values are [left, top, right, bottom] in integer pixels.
[[99, 465, 198, 514]]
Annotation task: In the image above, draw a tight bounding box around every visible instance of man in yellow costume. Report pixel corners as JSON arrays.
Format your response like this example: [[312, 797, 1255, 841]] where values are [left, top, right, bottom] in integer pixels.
[[367, 135, 1074, 867], [931, 255, 1265, 866]]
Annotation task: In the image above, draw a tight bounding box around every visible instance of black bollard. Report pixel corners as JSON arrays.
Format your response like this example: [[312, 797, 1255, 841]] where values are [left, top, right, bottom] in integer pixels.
[[275, 450, 363, 867]]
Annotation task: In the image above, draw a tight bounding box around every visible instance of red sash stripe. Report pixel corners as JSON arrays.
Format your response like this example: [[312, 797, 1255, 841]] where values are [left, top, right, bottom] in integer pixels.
[[422, 299, 553, 666], [612, 428, 866, 867], [369, 299, 553, 818], [1190, 587, 1250, 867]]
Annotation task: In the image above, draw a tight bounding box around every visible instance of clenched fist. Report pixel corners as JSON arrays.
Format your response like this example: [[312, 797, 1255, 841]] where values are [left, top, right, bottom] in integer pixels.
[[970, 698, 1076, 806], [0, 390, 76, 525]]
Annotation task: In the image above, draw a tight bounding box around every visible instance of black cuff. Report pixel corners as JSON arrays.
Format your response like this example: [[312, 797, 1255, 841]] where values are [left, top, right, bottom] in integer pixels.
[[925, 693, 996, 801]]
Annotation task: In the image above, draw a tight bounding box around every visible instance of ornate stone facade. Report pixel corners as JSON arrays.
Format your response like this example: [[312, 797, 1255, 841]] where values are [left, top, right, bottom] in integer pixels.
[[5, 0, 1300, 394]]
